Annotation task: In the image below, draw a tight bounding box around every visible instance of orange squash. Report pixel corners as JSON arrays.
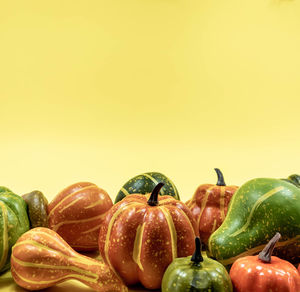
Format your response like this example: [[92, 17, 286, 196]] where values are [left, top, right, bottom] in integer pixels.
[[48, 182, 113, 251], [11, 227, 128, 292], [230, 233, 300, 292], [186, 168, 238, 246], [98, 183, 198, 290]]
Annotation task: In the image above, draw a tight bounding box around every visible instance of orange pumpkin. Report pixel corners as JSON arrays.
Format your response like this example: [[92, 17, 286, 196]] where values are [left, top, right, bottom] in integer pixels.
[[98, 183, 198, 290], [48, 182, 112, 251], [11, 227, 128, 292], [186, 168, 238, 246], [230, 233, 300, 292]]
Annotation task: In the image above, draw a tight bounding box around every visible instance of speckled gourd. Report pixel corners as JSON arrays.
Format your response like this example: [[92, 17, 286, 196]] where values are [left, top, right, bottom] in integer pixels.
[[0, 187, 30, 273], [162, 237, 232, 292], [48, 182, 113, 251], [99, 183, 197, 290], [208, 177, 300, 265], [11, 227, 128, 292]]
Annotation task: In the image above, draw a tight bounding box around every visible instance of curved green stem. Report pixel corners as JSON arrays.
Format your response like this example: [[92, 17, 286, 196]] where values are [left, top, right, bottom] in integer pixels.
[[147, 183, 164, 206], [258, 232, 281, 263], [191, 237, 203, 264], [214, 168, 226, 186]]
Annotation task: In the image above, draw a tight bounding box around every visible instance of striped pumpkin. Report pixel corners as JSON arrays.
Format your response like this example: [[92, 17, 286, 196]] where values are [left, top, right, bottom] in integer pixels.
[[11, 227, 128, 292], [0, 187, 30, 273], [99, 183, 198, 290], [115, 172, 180, 203], [186, 169, 238, 246], [48, 182, 113, 251]]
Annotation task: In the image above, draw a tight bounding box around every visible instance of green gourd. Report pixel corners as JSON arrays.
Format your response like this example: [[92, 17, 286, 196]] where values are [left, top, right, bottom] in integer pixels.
[[208, 177, 300, 266], [115, 172, 180, 203], [0, 187, 30, 273], [22, 190, 48, 228], [162, 237, 232, 292]]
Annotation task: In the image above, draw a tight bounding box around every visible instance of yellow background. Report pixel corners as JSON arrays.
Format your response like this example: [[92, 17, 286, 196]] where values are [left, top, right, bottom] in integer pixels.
[[0, 0, 300, 291]]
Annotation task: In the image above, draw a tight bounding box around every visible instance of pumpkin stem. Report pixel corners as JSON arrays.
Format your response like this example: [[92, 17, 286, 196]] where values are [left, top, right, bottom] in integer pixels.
[[215, 168, 226, 186], [258, 232, 281, 263], [191, 237, 203, 264], [147, 183, 164, 206]]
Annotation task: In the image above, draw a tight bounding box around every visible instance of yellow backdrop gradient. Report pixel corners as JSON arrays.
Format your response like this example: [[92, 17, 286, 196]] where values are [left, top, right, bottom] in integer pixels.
[[1, 0, 300, 202], [0, 0, 300, 290]]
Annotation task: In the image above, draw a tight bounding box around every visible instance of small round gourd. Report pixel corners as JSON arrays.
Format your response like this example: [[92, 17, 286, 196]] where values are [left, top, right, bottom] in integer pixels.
[[162, 237, 232, 292]]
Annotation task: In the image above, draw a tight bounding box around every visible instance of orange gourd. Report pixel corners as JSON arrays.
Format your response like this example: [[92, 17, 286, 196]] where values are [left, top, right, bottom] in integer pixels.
[[98, 183, 198, 290], [11, 227, 128, 292], [48, 182, 112, 251], [186, 168, 238, 246], [230, 233, 300, 292]]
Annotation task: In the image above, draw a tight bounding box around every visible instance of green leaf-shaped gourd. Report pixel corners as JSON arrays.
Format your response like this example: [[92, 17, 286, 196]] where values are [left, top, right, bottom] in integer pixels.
[[208, 177, 300, 265], [0, 187, 30, 273], [115, 172, 180, 203], [162, 237, 232, 292]]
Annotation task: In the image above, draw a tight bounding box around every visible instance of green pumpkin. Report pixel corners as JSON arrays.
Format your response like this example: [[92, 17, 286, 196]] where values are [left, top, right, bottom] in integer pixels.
[[162, 237, 232, 292], [208, 177, 300, 265], [115, 172, 180, 203], [0, 187, 30, 273]]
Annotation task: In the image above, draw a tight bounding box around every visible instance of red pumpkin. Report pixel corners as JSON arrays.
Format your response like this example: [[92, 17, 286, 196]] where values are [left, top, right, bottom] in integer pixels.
[[230, 233, 300, 292], [48, 182, 112, 251], [186, 168, 238, 246], [98, 183, 198, 290]]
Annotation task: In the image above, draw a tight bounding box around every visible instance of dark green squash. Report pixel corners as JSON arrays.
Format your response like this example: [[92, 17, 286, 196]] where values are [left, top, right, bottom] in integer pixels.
[[208, 177, 300, 265], [0, 187, 30, 273], [162, 237, 232, 291], [22, 190, 48, 228], [115, 172, 180, 203]]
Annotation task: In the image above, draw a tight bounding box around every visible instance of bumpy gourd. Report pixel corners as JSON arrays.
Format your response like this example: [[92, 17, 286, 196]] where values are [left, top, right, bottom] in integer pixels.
[[0, 187, 30, 273], [99, 183, 197, 290], [115, 172, 180, 203], [11, 227, 128, 292], [208, 177, 300, 265], [48, 182, 113, 251]]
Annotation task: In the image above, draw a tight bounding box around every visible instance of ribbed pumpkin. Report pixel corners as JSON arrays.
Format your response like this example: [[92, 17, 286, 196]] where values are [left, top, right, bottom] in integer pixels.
[[48, 182, 113, 251], [0, 186, 30, 273], [11, 227, 128, 291], [229, 233, 300, 292], [186, 168, 238, 246], [99, 183, 198, 290]]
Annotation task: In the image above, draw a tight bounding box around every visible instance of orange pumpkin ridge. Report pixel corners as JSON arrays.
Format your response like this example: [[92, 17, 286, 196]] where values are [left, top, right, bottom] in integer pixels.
[[98, 183, 198, 290], [186, 169, 238, 246], [48, 182, 113, 251], [230, 233, 300, 292]]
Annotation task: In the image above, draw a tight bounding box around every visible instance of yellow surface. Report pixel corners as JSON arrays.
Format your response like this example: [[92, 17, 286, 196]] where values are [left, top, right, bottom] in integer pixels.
[[0, 0, 300, 291]]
